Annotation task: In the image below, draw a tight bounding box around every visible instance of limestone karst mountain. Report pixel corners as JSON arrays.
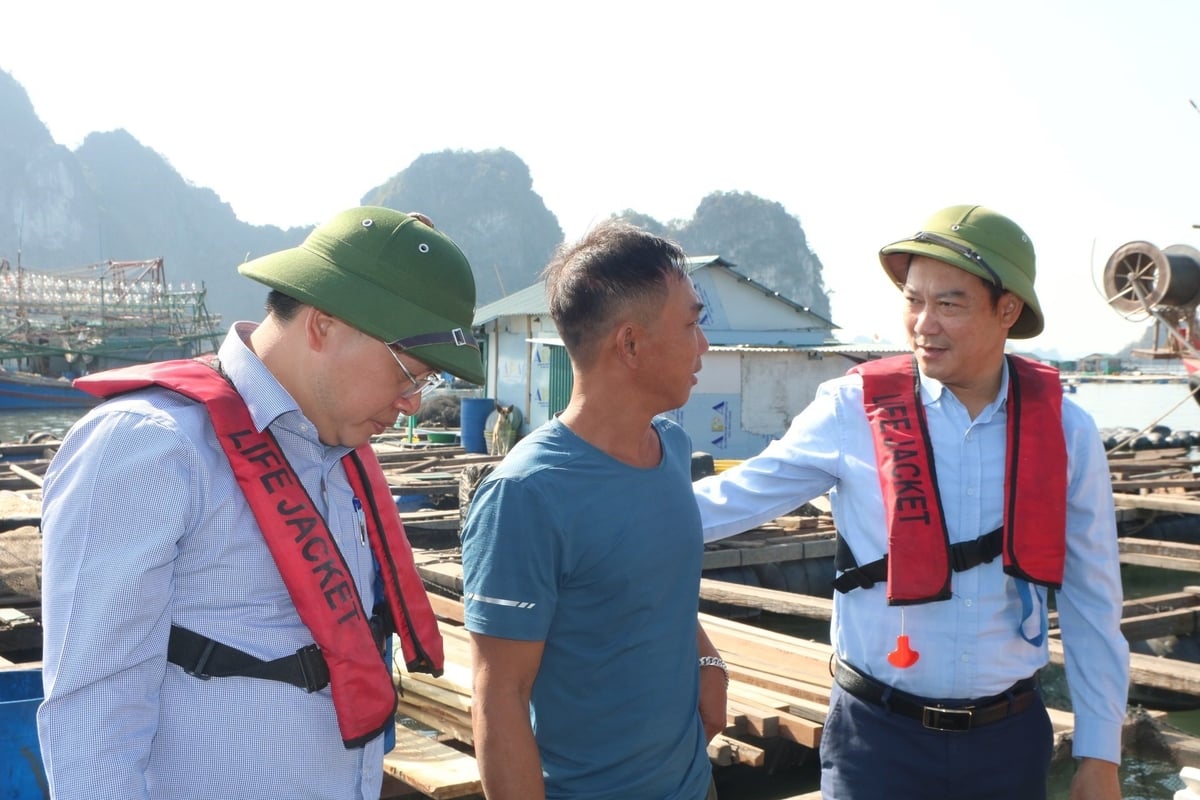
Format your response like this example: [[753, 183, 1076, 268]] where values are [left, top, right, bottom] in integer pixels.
[[0, 68, 831, 330]]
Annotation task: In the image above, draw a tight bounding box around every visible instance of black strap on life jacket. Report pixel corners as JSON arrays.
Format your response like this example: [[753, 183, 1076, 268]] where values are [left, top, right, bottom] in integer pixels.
[[832, 527, 1003, 594], [167, 612, 391, 693]]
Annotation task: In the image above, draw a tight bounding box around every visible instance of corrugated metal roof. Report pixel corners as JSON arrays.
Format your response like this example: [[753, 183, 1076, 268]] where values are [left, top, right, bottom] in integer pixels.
[[473, 259, 726, 325], [474, 254, 837, 328], [474, 281, 549, 325], [522, 340, 911, 355], [805, 342, 911, 354], [688, 255, 837, 328], [707, 342, 910, 356]]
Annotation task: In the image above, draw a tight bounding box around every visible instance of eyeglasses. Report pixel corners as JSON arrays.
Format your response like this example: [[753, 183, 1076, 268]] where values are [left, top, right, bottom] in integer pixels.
[[911, 231, 1005, 291], [383, 342, 445, 399]]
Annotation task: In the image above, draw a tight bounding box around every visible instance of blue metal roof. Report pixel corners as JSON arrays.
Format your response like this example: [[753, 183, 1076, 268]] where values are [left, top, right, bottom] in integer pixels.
[[473, 255, 835, 329]]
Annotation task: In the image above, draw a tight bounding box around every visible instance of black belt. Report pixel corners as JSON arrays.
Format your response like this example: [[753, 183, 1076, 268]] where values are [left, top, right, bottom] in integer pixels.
[[833, 659, 1039, 732]]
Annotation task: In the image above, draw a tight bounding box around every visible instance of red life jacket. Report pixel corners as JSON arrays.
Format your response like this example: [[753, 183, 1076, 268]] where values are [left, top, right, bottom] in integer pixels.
[[75, 359, 444, 748], [850, 355, 1067, 605]]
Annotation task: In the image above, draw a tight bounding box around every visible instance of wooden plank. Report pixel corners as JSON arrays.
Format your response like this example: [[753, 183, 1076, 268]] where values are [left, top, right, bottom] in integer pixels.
[[706, 737, 732, 766], [397, 699, 475, 747], [1120, 538, 1200, 560], [428, 592, 468, 625], [8, 463, 43, 488], [401, 676, 473, 714], [726, 699, 779, 738], [1118, 538, 1200, 573], [1119, 590, 1200, 616], [702, 550, 745, 570], [390, 457, 441, 475], [1047, 638, 1200, 696], [726, 662, 832, 706], [1049, 589, 1200, 630], [708, 733, 765, 767], [418, 562, 466, 595], [702, 614, 835, 664], [1117, 606, 1200, 641], [1128, 649, 1200, 696], [1113, 493, 1200, 515], [1111, 478, 1200, 492], [698, 579, 833, 620], [729, 697, 821, 748], [732, 681, 828, 725], [702, 537, 836, 569], [382, 725, 481, 799], [1119, 553, 1200, 573]]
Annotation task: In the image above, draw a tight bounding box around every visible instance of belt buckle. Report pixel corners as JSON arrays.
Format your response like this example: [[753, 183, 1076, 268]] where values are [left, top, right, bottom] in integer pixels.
[[922, 705, 973, 731]]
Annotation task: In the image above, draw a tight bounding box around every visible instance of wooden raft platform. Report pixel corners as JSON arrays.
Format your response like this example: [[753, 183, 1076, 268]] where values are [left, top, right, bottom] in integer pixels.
[[388, 563, 1166, 800]]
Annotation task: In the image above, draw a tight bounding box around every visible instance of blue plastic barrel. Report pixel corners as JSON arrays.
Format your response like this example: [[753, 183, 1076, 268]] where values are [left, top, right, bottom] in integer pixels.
[[460, 398, 494, 454], [394, 494, 433, 513], [0, 669, 49, 799]]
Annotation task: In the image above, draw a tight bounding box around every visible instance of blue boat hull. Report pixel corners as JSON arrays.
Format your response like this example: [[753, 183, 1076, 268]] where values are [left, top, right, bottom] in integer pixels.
[[0, 372, 98, 410]]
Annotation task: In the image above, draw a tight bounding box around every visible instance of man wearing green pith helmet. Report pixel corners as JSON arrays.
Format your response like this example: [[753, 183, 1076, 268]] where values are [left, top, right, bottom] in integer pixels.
[[38, 207, 484, 799], [693, 205, 1129, 799]]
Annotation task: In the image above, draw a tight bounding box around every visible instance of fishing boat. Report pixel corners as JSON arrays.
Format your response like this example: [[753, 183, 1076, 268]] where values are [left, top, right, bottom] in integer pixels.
[[0, 368, 99, 409], [0, 256, 224, 409]]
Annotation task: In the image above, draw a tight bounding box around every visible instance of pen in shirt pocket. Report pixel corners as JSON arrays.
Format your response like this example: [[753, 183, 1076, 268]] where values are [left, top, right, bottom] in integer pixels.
[[352, 497, 367, 546]]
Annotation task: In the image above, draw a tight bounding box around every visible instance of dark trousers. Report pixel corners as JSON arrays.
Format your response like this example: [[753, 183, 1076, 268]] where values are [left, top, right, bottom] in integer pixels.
[[819, 683, 1053, 800]]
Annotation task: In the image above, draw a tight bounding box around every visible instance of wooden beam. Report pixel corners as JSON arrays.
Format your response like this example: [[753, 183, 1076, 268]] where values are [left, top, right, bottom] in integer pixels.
[[1113, 493, 1200, 515], [708, 733, 765, 767], [1049, 638, 1200, 696], [8, 463, 43, 488], [1119, 538, 1200, 573], [418, 562, 465, 595], [381, 725, 481, 799], [699, 579, 833, 620], [1116, 607, 1200, 641]]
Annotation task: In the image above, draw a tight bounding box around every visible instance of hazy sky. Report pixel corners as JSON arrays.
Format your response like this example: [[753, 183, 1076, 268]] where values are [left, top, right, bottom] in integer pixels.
[[3, 0, 1200, 358]]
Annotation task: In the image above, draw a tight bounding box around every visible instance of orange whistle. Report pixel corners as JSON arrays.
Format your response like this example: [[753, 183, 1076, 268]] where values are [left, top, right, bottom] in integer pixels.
[[887, 634, 920, 668]]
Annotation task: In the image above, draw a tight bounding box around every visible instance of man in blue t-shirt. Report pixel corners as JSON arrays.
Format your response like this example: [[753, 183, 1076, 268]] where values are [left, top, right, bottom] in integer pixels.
[[461, 220, 727, 800]]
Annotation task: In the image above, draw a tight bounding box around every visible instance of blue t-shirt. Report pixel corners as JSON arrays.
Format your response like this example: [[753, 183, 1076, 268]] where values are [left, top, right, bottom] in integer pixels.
[[462, 416, 711, 800]]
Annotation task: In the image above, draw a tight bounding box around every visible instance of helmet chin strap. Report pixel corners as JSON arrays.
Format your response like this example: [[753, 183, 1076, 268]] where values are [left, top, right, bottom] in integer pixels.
[[389, 328, 477, 351]]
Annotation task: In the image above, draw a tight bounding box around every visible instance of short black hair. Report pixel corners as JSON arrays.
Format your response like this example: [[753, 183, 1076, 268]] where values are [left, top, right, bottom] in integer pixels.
[[264, 289, 304, 320], [543, 220, 689, 365]]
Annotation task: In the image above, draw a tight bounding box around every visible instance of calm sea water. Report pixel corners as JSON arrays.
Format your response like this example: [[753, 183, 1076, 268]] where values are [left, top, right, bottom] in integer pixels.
[[0, 408, 87, 443], [1069, 380, 1200, 434], [3, 386, 1196, 798], [3, 380, 1200, 442]]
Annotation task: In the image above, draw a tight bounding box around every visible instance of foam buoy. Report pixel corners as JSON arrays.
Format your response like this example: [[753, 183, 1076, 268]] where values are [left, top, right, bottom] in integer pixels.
[[1175, 765, 1200, 800]]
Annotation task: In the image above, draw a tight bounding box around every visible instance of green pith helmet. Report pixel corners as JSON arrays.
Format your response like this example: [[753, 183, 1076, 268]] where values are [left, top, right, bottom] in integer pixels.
[[879, 204, 1043, 338], [239, 206, 485, 385]]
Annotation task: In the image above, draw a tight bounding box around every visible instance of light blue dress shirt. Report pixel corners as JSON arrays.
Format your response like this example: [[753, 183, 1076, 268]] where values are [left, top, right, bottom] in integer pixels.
[[38, 323, 385, 800], [693, 360, 1129, 763]]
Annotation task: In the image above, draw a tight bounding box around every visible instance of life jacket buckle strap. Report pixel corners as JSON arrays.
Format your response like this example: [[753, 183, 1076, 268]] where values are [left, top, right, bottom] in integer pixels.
[[834, 566, 878, 592], [950, 538, 982, 572], [949, 528, 1003, 573], [186, 639, 218, 681], [295, 644, 329, 693]]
